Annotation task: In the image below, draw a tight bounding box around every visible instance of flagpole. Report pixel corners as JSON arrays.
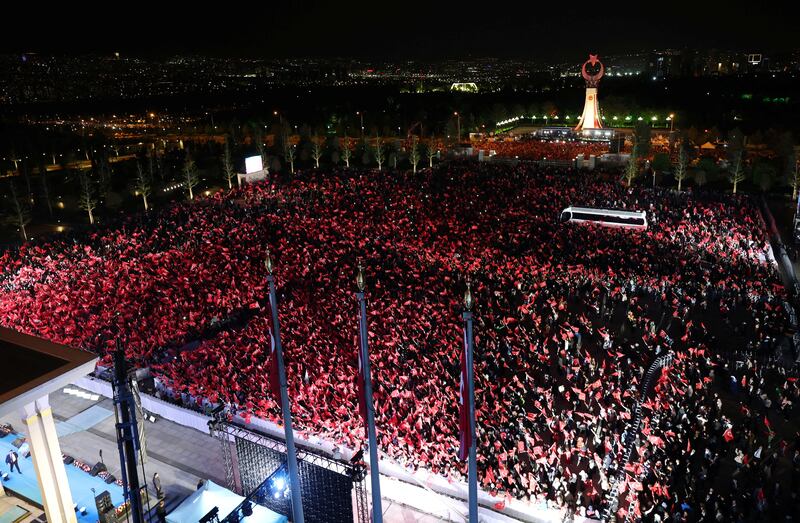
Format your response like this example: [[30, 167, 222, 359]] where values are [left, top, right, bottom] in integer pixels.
[[355, 264, 383, 523], [265, 252, 305, 523], [463, 282, 478, 523]]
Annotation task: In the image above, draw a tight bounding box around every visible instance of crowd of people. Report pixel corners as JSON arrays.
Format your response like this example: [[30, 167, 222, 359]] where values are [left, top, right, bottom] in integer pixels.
[[472, 136, 678, 164], [474, 138, 611, 161], [1, 161, 798, 521]]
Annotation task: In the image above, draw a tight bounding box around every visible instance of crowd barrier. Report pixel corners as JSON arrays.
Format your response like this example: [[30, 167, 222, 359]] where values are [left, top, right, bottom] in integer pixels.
[[74, 376, 211, 434]]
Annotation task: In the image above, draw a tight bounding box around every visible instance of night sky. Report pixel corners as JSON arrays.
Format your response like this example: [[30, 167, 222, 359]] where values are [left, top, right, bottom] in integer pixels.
[[2, 1, 797, 60]]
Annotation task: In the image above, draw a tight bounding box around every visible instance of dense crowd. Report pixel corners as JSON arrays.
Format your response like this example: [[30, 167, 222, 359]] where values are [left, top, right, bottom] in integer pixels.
[[474, 138, 611, 160], [1, 162, 798, 521]]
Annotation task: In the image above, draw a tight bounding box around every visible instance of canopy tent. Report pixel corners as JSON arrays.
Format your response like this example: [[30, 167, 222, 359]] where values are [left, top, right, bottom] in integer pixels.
[[166, 480, 287, 523]]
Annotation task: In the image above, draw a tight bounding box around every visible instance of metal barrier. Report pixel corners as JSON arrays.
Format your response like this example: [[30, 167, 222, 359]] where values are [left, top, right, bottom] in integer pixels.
[[209, 417, 369, 523]]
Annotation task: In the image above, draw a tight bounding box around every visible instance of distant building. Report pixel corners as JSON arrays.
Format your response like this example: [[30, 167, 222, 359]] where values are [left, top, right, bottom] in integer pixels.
[[450, 82, 478, 93], [744, 52, 769, 73], [647, 49, 682, 79]]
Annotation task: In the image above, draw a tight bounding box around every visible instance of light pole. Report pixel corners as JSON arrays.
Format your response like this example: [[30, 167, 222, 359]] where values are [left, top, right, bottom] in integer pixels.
[[357, 111, 364, 137], [265, 251, 305, 523], [667, 113, 676, 153], [355, 264, 383, 523], [462, 282, 478, 523], [454, 112, 461, 143]]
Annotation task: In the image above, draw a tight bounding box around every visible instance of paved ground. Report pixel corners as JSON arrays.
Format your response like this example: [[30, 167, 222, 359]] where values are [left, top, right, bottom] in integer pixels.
[[0, 492, 43, 523]]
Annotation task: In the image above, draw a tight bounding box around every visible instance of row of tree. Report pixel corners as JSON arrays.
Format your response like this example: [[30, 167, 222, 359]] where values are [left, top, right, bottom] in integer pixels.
[[625, 136, 797, 195]]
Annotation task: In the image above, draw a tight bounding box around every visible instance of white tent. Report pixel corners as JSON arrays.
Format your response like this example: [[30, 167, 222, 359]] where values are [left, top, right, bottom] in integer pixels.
[[166, 480, 287, 523]]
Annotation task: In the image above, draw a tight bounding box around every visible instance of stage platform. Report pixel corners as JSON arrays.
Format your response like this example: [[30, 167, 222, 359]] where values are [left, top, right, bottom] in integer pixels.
[[0, 433, 125, 522]]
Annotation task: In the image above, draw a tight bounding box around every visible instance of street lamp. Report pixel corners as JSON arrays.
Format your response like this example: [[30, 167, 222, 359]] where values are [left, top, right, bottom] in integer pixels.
[[461, 279, 477, 523], [354, 263, 383, 523], [454, 112, 461, 143], [264, 250, 305, 523], [668, 113, 675, 132], [356, 111, 364, 136]]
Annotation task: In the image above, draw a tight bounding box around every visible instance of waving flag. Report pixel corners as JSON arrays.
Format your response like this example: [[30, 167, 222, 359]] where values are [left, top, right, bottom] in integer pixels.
[[458, 330, 472, 461], [723, 427, 734, 442]]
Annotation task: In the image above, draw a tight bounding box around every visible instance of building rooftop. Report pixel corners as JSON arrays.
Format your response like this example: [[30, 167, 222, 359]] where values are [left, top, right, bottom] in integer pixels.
[[0, 327, 97, 417]]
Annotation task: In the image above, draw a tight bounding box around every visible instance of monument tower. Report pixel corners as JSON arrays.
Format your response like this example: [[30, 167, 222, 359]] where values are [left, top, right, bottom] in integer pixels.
[[574, 54, 605, 133]]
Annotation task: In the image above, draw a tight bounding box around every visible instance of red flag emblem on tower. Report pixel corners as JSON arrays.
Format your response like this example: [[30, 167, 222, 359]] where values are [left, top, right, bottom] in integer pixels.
[[267, 328, 281, 409], [356, 335, 369, 438], [458, 330, 472, 461]]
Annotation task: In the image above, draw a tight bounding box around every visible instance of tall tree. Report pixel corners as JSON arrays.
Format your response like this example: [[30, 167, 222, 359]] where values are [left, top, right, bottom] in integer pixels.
[[183, 153, 200, 200], [674, 146, 689, 192], [5, 181, 31, 241], [281, 128, 296, 174], [222, 138, 236, 189], [409, 136, 420, 173], [727, 129, 746, 195], [425, 142, 437, 168], [373, 136, 385, 171], [340, 136, 353, 168], [311, 136, 323, 168], [134, 162, 152, 211], [77, 170, 97, 225], [624, 153, 639, 187], [728, 151, 746, 194], [284, 141, 296, 174]]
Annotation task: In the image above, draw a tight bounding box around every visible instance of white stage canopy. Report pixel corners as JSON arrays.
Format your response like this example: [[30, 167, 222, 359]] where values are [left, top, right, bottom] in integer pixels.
[[166, 480, 287, 523]]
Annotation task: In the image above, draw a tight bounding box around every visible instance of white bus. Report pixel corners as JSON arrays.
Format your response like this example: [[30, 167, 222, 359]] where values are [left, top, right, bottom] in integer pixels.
[[560, 206, 648, 230]]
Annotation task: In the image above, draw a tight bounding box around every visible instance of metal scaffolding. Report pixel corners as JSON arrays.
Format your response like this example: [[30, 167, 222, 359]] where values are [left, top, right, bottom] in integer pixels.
[[210, 417, 369, 523]]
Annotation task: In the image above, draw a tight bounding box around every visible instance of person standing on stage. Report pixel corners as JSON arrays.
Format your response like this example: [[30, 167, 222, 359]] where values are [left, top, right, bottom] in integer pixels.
[[5, 450, 21, 474]]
